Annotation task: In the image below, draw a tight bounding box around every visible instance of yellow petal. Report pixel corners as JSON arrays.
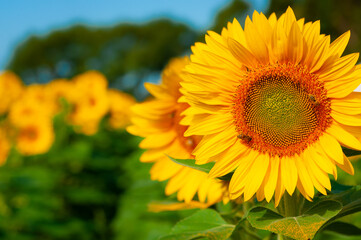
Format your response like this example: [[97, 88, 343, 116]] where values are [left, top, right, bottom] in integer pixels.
[[208, 141, 249, 178], [306, 147, 334, 174], [177, 169, 204, 202], [144, 83, 172, 100], [328, 31, 351, 58], [274, 173, 285, 207], [228, 37, 259, 68], [252, 11, 273, 44], [296, 179, 313, 201], [331, 92, 361, 114], [303, 151, 331, 191], [309, 36, 330, 73], [268, 12, 277, 27], [150, 157, 182, 181], [193, 124, 237, 164], [336, 154, 354, 175], [243, 153, 270, 201], [139, 129, 177, 149], [244, 16, 269, 64], [264, 155, 280, 202], [229, 18, 248, 46], [332, 111, 361, 126], [287, 22, 303, 64], [295, 156, 314, 198], [318, 133, 344, 164], [326, 123, 361, 150], [229, 150, 259, 194], [337, 123, 361, 138], [283, 7, 297, 34], [185, 113, 233, 136], [319, 53, 359, 80], [165, 167, 190, 195], [281, 156, 298, 195]]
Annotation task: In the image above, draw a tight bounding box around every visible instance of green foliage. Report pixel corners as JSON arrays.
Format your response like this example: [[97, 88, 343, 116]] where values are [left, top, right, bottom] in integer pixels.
[[0, 115, 138, 240], [247, 200, 342, 240], [112, 149, 190, 240], [319, 186, 361, 221], [159, 209, 235, 240], [323, 222, 361, 236]]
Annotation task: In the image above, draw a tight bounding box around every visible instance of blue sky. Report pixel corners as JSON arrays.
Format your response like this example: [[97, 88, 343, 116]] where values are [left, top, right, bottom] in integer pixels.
[[0, 0, 268, 68]]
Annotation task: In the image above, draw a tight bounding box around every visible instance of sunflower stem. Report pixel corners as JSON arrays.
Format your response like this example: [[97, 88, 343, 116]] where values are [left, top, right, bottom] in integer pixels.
[[279, 192, 300, 240], [283, 192, 298, 217], [242, 202, 252, 240]]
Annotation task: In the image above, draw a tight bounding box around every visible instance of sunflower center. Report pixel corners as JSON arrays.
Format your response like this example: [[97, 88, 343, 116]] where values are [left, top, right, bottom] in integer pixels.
[[20, 126, 39, 141], [233, 63, 332, 157]]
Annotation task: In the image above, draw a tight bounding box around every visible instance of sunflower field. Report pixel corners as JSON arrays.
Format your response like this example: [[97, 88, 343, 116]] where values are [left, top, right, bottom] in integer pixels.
[[1, 1, 361, 240]]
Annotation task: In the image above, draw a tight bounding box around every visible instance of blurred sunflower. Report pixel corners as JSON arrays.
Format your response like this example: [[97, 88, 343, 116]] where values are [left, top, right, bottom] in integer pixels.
[[46, 79, 74, 111], [0, 71, 24, 115], [8, 87, 54, 128], [9, 84, 57, 125], [181, 7, 361, 205], [15, 117, 55, 156], [108, 89, 135, 129], [67, 71, 109, 135], [128, 57, 228, 205]]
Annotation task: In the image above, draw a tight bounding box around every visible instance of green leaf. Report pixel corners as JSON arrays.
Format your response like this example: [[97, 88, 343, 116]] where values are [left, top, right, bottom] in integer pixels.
[[168, 156, 214, 173], [159, 209, 235, 240], [323, 221, 361, 236], [325, 185, 361, 220], [330, 180, 353, 193], [247, 200, 342, 240]]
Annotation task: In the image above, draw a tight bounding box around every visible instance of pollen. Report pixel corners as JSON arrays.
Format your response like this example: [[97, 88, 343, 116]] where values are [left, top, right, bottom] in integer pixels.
[[232, 63, 332, 157]]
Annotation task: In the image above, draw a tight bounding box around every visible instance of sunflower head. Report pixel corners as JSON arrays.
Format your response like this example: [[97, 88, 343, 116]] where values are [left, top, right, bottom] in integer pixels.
[[9, 95, 52, 128], [67, 71, 110, 135], [15, 117, 55, 156], [181, 7, 361, 205]]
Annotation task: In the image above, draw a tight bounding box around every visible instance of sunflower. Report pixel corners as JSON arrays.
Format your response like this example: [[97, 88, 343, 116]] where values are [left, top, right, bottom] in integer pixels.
[[180, 7, 361, 206], [46, 79, 74, 111], [127, 57, 228, 205], [0, 71, 24, 114], [15, 117, 55, 156], [108, 89, 136, 129], [66, 71, 109, 135]]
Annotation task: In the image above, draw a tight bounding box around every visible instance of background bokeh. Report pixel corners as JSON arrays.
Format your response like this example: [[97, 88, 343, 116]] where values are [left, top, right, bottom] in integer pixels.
[[1, 0, 361, 239]]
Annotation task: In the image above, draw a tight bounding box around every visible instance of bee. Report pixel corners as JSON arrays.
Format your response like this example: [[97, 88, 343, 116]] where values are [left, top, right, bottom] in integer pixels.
[[308, 94, 320, 106], [237, 133, 252, 142]]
